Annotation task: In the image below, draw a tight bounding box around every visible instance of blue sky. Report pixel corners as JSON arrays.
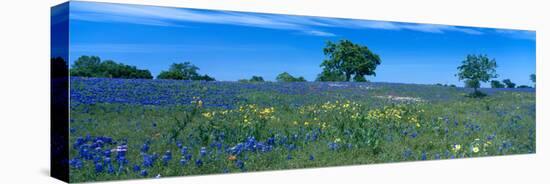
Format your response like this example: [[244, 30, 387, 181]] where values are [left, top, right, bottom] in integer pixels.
[[64, 1, 536, 86]]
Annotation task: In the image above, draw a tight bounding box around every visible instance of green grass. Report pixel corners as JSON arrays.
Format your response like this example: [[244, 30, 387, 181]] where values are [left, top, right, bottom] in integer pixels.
[[68, 83, 535, 183]]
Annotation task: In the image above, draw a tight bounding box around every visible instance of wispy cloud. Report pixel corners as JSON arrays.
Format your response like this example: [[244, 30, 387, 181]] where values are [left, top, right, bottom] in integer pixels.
[[303, 30, 337, 37], [495, 29, 536, 41], [71, 43, 297, 53], [72, 1, 535, 39]]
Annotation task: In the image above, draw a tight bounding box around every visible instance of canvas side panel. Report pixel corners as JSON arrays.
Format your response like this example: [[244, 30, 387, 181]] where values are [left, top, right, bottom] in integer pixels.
[[51, 2, 70, 183]]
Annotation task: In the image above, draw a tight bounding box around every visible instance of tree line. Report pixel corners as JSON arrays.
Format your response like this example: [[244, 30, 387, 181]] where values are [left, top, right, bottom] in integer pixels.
[[60, 39, 534, 90]]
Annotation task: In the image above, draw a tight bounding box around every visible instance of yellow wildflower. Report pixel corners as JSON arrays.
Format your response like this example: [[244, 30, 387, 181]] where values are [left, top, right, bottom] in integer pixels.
[[472, 146, 480, 153], [452, 144, 461, 152]]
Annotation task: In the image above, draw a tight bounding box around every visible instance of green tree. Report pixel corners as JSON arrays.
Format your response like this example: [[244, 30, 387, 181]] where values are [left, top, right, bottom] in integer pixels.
[[490, 80, 505, 88], [70, 56, 101, 77], [317, 40, 381, 82], [316, 70, 345, 82], [276, 72, 307, 82], [249, 76, 265, 82], [456, 54, 498, 95], [70, 56, 152, 79], [157, 62, 215, 81], [502, 79, 516, 88], [530, 74, 536, 87]]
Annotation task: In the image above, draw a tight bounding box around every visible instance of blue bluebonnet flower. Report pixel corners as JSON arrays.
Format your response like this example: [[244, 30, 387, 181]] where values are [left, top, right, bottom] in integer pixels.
[[311, 132, 319, 141], [133, 164, 141, 172], [403, 148, 412, 159], [107, 164, 115, 174], [103, 150, 111, 157], [95, 163, 104, 173], [195, 159, 203, 167], [421, 152, 427, 160], [78, 145, 92, 160], [236, 160, 245, 170], [410, 132, 418, 138], [115, 144, 128, 167], [162, 151, 172, 165], [116, 155, 127, 167], [185, 154, 192, 161], [74, 137, 86, 148], [141, 143, 149, 153], [180, 157, 188, 165], [103, 157, 111, 165], [487, 132, 496, 141], [140, 169, 148, 177], [142, 154, 155, 167], [286, 154, 292, 160], [176, 141, 183, 149], [181, 146, 188, 155], [266, 137, 275, 145], [245, 136, 257, 151], [286, 144, 296, 151], [228, 143, 244, 156], [291, 134, 299, 141], [210, 141, 222, 150], [200, 147, 207, 157], [69, 158, 83, 169], [328, 142, 338, 151], [309, 154, 315, 161]]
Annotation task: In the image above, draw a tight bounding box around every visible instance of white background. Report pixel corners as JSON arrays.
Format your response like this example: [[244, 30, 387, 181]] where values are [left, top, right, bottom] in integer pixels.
[[0, 0, 548, 183]]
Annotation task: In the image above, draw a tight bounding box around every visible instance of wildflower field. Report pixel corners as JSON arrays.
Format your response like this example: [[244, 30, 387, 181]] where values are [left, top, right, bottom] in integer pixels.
[[68, 77, 535, 182]]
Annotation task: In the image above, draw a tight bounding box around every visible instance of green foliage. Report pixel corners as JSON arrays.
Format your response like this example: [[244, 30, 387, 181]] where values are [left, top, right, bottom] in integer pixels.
[[70, 56, 153, 79], [317, 40, 381, 82], [157, 62, 215, 81], [316, 70, 346, 82], [276, 72, 307, 82], [502, 79, 516, 88], [490, 80, 505, 88], [456, 54, 498, 93], [517, 85, 532, 88], [464, 79, 480, 89], [530, 74, 536, 87], [249, 76, 265, 82]]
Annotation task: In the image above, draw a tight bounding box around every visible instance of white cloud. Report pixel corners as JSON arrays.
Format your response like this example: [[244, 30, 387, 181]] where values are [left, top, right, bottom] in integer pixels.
[[495, 29, 536, 41], [70, 1, 486, 37], [303, 30, 337, 37]]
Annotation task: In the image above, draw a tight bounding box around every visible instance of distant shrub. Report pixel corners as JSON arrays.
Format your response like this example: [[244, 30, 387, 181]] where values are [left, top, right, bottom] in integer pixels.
[[517, 85, 532, 88], [502, 79, 516, 88], [249, 76, 265, 82], [490, 80, 505, 88], [157, 62, 215, 81], [276, 72, 306, 82]]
